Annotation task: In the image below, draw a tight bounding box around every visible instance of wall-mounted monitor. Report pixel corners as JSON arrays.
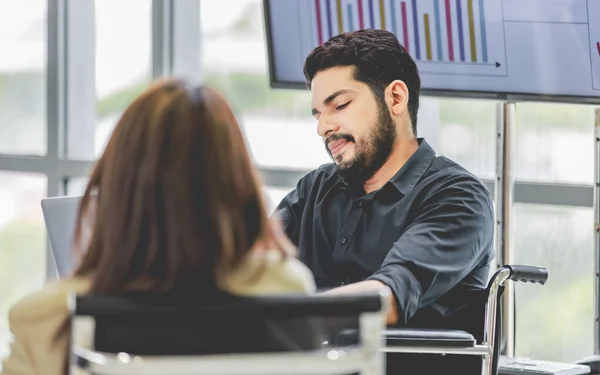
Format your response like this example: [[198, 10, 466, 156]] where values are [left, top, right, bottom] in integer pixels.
[[263, 0, 600, 104]]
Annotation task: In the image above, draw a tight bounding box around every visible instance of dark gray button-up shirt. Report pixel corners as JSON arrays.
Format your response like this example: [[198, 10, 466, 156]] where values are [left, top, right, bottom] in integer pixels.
[[275, 138, 495, 326]]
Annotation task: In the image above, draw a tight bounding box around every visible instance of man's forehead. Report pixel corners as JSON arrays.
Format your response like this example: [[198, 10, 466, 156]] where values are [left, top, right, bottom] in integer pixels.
[[311, 67, 362, 105]]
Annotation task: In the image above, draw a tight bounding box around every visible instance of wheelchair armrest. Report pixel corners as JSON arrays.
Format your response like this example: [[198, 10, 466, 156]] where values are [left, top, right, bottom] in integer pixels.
[[330, 328, 476, 348], [385, 328, 476, 348], [489, 265, 548, 296], [505, 265, 548, 285]]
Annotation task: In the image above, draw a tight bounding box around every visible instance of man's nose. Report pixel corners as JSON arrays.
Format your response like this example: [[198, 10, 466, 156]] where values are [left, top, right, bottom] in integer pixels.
[[317, 115, 340, 137]]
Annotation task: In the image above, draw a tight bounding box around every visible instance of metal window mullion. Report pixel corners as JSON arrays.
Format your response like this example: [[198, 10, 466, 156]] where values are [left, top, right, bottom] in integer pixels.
[[152, 0, 174, 78], [45, 0, 67, 280], [152, 0, 201, 81], [47, 0, 65, 172], [0, 155, 48, 173]]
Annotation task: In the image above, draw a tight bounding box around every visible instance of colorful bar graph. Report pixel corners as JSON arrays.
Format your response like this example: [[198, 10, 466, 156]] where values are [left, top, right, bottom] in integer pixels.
[[315, 0, 323, 45], [424, 14, 432, 61], [479, 0, 488, 62], [312, 0, 494, 67], [467, 0, 477, 62], [347, 3, 353, 31], [336, 0, 343, 33], [411, 0, 420, 59], [379, 0, 386, 29], [445, 0, 454, 61], [434, 0, 443, 61], [326, 0, 333, 40], [401, 2, 409, 52], [456, 0, 465, 61], [358, 0, 364, 29]]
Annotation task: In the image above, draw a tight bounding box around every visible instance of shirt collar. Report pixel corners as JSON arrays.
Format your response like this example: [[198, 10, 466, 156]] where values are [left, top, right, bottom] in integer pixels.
[[388, 138, 436, 195], [333, 138, 436, 196]]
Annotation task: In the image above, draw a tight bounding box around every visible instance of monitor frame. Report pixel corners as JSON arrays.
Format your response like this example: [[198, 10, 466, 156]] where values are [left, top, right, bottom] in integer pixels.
[[262, 0, 600, 105]]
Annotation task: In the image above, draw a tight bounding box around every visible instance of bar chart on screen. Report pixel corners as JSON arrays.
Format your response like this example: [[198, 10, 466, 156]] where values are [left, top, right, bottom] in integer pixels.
[[268, 0, 600, 99], [310, 0, 507, 77]]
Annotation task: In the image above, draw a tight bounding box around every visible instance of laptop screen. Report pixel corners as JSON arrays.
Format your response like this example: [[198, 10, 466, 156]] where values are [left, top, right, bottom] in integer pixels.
[[40, 196, 81, 278]]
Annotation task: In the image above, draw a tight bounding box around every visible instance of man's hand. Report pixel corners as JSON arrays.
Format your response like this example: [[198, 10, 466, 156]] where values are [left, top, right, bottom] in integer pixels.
[[320, 280, 398, 325]]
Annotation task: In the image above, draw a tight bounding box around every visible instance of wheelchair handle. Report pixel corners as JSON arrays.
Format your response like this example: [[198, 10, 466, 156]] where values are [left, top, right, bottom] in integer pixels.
[[506, 265, 548, 285]]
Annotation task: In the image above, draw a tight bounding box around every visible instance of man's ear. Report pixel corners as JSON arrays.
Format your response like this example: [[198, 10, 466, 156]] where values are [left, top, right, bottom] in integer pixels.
[[386, 80, 409, 116]]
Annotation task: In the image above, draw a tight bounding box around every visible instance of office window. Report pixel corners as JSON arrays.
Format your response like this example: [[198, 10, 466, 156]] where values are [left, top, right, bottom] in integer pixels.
[[437, 98, 496, 179], [95, 0, 152, 157], [95, 0, 152, 156], [66, 0, 152, 160], [514, 103, 594, 184], [513, 203, 593, 362], [0, 172, 47, 358], [200, 0, 329, 170], [0, 1, 46, 155]]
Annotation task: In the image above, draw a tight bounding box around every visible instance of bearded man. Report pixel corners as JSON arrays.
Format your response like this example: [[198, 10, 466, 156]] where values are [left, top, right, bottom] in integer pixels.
[[275, 29, 495, 327]]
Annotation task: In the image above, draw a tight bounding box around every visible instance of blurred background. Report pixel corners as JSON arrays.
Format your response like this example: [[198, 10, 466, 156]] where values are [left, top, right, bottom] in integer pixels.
[[0, 0, 596, 364]]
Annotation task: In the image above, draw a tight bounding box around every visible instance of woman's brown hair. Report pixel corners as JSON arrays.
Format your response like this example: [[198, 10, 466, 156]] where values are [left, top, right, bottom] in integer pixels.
[[72, 78, 293, 295]]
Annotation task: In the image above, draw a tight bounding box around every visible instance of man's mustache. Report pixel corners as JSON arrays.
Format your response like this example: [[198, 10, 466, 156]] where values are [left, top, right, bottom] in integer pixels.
[[325, 133, 355, 148]]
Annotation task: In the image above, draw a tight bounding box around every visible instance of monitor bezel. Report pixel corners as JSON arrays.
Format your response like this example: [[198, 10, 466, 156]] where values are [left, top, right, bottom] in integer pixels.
[[262, 0, 600, 105]]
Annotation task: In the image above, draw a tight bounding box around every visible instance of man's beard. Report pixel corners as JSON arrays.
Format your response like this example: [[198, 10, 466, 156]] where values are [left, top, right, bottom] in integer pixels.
[[325, 100, 397, 187]]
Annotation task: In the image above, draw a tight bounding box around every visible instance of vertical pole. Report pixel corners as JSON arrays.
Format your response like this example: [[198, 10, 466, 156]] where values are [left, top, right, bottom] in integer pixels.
[[495, 101, 516, 357], [45, 0, 66, 281], [152, 0, 173, 79], [594, 107, 600, 355]]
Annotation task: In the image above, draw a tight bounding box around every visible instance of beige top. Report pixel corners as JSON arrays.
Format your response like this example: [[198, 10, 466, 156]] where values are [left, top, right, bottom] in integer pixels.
[[0, 253, 315, 375]]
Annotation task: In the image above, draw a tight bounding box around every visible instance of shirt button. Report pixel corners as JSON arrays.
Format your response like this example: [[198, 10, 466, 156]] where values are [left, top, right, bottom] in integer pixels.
[[340, 238, 348, 244], [357, 201, 363, 207]]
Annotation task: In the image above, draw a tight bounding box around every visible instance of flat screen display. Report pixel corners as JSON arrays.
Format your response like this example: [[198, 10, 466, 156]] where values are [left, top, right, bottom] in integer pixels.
[[263, 0, 600, 103]]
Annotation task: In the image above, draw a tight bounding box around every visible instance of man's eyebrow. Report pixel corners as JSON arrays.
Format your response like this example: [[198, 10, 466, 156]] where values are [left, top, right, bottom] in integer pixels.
[[311, 89, 353, 116]]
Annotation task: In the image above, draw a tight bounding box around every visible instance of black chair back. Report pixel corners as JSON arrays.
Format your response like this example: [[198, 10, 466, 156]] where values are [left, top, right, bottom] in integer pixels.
[[73, 291, 384, 356]]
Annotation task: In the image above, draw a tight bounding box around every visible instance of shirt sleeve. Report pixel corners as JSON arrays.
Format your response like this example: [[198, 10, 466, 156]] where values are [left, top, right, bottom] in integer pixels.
[[368, 172, 495, 325], [273, 170, 316, 245]]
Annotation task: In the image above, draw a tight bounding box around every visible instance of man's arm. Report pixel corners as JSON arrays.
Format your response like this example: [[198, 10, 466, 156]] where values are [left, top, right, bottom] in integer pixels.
[[326, 173, 495, 326], [321, 280, 398, 324]]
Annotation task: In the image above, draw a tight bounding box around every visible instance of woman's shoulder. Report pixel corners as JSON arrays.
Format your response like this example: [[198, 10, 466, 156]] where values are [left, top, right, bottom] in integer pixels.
[[259, 252, 316, 292], [220, 251, 316, 296], [8, 277, 91, 324]]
